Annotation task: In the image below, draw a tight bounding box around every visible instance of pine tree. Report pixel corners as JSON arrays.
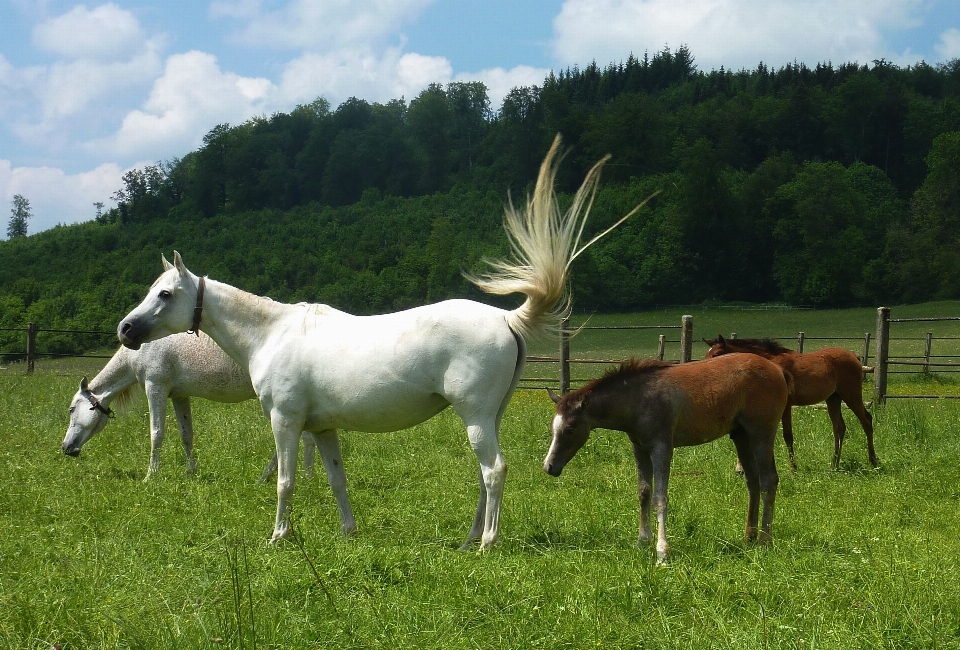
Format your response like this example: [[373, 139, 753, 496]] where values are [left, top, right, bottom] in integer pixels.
[[7, 194, 31, 238]]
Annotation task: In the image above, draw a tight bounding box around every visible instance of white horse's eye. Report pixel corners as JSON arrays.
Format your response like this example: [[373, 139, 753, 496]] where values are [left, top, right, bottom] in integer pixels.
[[159, 289, 172, 299], [69, 406, 75, 413]]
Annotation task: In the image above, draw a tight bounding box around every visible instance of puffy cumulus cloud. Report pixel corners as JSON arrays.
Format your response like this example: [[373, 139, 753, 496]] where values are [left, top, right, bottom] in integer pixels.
[[552, 0, 926, 72], [214, 0, 436, 51], [278, 47, 451, 105], [0, 159, 124, 233], [32, 3, 146, 61], [455, 65, 552, 111], [935, 28, 960, 61], [93, 51, 278, 159]]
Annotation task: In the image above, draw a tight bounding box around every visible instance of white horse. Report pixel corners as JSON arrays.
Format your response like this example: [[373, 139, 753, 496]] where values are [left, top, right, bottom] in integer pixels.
[[60, 333, 356, 534], [116, 136, 647, 548]]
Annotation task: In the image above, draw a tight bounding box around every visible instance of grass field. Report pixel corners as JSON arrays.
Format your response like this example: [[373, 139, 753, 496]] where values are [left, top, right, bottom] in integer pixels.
[[2, 303, 960, 648]]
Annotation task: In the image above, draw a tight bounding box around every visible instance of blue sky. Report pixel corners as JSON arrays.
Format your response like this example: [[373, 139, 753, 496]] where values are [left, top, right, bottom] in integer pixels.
[[2, 0, 960, 235]]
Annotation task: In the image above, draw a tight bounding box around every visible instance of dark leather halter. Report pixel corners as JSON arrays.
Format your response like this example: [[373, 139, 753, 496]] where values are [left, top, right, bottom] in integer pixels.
[[187, 276, 205, 336], [81, 388, 113, 418]]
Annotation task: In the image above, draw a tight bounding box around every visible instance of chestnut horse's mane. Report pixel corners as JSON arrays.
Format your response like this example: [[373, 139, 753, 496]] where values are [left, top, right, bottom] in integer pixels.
[[713, 337, 793, 356]]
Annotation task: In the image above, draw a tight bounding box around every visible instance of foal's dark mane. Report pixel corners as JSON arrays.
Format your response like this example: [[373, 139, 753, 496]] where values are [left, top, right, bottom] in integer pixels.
[[573, 358, 673, 398], [715, 337, 793, 356]]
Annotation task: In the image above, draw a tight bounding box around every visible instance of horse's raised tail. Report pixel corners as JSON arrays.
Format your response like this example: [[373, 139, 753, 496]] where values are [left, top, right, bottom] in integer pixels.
[[467, 134, 654, 341]]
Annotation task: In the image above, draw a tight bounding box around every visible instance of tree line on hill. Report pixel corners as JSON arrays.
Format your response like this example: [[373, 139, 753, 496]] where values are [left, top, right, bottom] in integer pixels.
[[3, 47, 960, 357]]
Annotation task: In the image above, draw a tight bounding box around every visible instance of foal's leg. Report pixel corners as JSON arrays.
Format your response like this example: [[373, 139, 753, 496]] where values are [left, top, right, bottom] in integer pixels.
[[650, 442, 673, 563], [781, 405, 797, 471], [269, 412, 304, 543], [311, 430, 357, 536], [844, 393, 878, 467], [143, 382, 168, 481], [171, 396, 197, 476], [730, 427, 761, 543], [631, 441, 654, 547], [461, 417, 507, 550], [826, 394, 846, 470]]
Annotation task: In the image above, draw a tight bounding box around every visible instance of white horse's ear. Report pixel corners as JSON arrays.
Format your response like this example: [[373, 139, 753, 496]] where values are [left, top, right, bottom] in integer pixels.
[[161, 254, 174, 272], [80, 376, 89, 392], [172, 250, 187, 275], [547, 387, 561, 404]]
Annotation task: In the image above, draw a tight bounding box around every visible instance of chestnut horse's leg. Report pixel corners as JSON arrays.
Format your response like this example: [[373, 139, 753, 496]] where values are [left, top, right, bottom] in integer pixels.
[[826, 393, 846, 470], [630, 441, 654, 548], [650, 442, 673, 563], [730, 427, 761, 543], [781, 405, 797, 471]]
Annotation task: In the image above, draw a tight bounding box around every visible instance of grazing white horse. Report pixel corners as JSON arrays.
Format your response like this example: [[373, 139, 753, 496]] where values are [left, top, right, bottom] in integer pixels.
[[116, 136, 647, 548]]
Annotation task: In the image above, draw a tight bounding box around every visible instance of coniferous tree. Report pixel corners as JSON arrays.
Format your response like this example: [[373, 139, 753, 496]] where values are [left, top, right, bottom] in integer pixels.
[[7, 194, 31, 238]]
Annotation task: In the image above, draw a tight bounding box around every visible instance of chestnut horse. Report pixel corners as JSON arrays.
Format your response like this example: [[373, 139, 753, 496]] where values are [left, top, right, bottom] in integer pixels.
[[704, 335, 877, 470], [544, 354, 787, 563]]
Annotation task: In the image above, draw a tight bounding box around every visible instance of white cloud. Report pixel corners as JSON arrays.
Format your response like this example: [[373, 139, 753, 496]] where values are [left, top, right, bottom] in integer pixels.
[[552, 0, 926, 72], [216, 0, 437, 50], [32, 3, 146, 61], [0, 159, 123, 234], [935, 28, 960, 61], [455, 65, 552, 110], [93, 51, 278, 159]]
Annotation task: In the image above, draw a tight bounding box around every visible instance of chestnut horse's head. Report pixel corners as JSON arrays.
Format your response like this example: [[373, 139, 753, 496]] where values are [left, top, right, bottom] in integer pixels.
[[703, 334, 734, 359], [543, 388, 592, 477], [118, 251, 201, 350]]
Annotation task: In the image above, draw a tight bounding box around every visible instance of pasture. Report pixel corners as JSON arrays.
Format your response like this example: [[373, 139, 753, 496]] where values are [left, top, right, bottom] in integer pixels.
[[2, 304, 960, 648]]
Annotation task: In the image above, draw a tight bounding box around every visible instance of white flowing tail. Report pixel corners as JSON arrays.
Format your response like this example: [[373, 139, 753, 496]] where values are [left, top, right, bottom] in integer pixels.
[[468, 134, 652, 341]]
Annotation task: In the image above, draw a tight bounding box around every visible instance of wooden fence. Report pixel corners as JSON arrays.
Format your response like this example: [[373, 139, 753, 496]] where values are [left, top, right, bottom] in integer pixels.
[[873, 307, 960, 403], [0, 324, 114, 371]]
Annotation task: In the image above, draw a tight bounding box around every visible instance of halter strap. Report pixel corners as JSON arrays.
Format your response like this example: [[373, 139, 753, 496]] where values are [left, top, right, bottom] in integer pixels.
[[82, 389, 114, 418], [188, 276, 205, 336]]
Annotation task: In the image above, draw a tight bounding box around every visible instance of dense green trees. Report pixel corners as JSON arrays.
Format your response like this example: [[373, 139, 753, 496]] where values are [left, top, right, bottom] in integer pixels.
[[5, 49, 960, 357]]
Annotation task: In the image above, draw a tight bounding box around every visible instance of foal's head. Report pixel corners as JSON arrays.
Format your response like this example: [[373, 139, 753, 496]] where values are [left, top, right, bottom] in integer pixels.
[[118, 251, 201, 350], [543, 387, 592, 477]]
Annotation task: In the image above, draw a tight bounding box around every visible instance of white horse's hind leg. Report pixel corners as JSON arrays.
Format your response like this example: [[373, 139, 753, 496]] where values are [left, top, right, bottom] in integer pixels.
[[301, 432, 317, 480], [311, 430, 356, 536], [270, 413, 303, 543], [462, 419, 507, 550], [172, 396, 197, 476], [143, 382, 168, 481]]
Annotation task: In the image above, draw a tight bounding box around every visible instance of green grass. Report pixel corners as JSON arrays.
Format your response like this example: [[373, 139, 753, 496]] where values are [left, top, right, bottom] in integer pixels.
[[3, 304, 960, 648]]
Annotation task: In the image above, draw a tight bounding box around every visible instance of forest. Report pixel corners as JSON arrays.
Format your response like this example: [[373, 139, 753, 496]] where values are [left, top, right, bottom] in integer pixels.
[[3, 47, 960, 355]]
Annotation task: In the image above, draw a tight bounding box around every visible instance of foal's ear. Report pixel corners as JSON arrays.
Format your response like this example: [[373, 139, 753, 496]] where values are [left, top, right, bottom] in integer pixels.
[[80, 376, 89, 392], [161, 254, 174, 272], [547, 388, 561, 404], [718, 334, 726, 344]]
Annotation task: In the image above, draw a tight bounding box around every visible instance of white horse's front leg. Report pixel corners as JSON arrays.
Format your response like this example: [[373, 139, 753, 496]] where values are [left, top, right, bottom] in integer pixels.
[[171, 396, 197, 476], [464, 420, 507, 550], [312, 430, 356, 536], [270, 412, 303, 543], [143, 383, 168, 482]]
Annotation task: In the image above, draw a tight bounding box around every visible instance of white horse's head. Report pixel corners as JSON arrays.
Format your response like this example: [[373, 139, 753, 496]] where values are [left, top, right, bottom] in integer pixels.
[[62, 377, 111, 456], [118, 251, 200, 349]]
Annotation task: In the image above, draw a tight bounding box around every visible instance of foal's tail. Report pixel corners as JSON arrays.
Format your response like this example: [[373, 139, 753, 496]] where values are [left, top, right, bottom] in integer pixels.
[[467, 135, 653, 341]]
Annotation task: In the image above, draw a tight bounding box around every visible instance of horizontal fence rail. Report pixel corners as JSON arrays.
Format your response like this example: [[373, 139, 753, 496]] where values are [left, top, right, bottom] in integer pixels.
[[6, 309, 960, 403]]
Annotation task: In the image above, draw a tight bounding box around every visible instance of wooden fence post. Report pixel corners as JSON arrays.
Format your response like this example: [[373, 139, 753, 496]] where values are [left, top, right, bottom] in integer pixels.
[[924, 332, 933, 375], [680, 315, 693, 363], [656, 334, 665, 361], [730, 332, 737, 339], [797, 331, 805, 353], [559, 317, 570, 395], [861, 332, 871, 367], [874, 307, 890, 405], [26, 322, 37, 373]]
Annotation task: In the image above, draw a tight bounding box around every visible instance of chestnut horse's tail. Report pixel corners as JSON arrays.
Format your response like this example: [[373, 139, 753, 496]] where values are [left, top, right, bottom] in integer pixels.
[[467, 134, 652, 341], [781, 368, 796, 400]]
